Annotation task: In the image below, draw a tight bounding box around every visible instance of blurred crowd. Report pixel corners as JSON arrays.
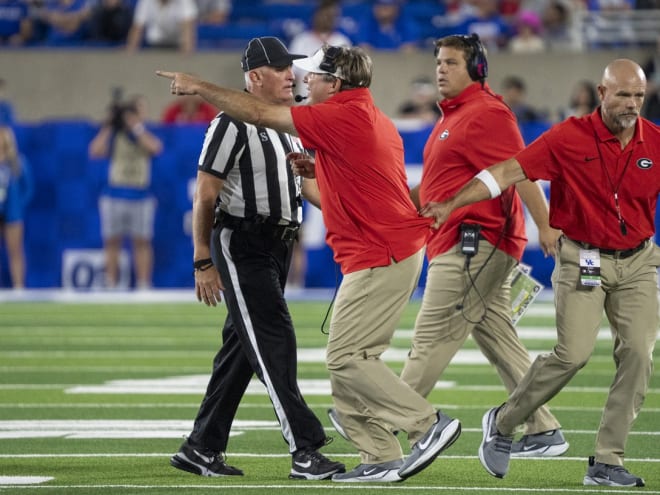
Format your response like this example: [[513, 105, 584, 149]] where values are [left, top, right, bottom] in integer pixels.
[[0, 0, 658, 53]]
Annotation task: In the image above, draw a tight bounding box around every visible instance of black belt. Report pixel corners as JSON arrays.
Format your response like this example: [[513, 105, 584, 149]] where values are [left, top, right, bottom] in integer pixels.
[[215, 211, 299, 241], [571, 238, 648, 259]]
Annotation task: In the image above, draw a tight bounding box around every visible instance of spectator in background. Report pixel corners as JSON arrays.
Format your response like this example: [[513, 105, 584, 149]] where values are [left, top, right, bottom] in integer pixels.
[[87, 0, 133, 44], [196, 0, 230, 25], [557, 79, 598, 120], [289, 0, 351, 55], [509, 10, 545, 52], [0, 126, 33, 289], [354, 0, 418, 52], [642, 35, 660, 121], [31, 0, 91, 45], [0, 79, 15, 127], [396, 75, 440, 125], [541, 0, 572, 50], [126, 0, 197, 53], [499, 0, 524, 20], [0, 0, 32, 45], [88, 92, 163, 290], [162, 95, 217, 124], [289, 0, 352, 101], [455, 0, 512, 51], [501, 75, 546, 123]]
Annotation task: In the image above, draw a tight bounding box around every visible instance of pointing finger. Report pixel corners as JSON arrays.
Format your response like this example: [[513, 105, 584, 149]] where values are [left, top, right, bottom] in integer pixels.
[[156, 70, 175, 79]]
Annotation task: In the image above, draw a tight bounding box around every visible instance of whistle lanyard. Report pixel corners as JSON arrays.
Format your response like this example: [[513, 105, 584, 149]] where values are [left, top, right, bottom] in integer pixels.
[[594, 133, 633, 236]]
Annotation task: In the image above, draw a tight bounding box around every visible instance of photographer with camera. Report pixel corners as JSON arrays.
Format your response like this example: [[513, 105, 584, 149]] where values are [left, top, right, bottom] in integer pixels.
[[89, 91, 162, 290]]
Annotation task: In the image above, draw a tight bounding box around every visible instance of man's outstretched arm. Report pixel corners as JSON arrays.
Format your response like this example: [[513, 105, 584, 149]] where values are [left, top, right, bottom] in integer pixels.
[[421, 157, 527, 228], [156, 71, 298, 136]]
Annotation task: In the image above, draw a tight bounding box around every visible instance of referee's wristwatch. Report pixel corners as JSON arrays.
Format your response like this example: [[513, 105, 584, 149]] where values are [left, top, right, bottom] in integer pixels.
[[193, 258, 214, 275]]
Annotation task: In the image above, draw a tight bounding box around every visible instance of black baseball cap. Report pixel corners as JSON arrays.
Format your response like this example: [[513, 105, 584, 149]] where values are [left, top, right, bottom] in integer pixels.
[[241, 37, 305, 72]]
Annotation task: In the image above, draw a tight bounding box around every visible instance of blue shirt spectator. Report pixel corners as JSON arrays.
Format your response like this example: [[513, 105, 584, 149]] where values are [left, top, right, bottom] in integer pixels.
[[26, 0, 91, 45], [0, 78, 15, 127], [353, 0, 418, 52], [453, 0, 513, 51], [0, 0, 30, 45], [0, 125, 34, 289]]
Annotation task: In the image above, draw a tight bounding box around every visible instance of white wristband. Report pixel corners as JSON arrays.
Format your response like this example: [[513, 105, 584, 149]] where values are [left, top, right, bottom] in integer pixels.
[[475, 169, 502, 198]]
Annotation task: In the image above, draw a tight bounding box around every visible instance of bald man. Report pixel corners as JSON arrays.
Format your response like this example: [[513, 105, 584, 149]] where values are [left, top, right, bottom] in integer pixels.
[[423, 58, 660, 487]]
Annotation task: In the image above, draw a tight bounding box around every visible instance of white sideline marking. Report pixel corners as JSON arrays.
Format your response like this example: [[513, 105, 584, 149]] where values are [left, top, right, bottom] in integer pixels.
[[0, 421, 657, 440], [0, 420, 274, 439], [63, 376, 660, 396], [394, 327, 650, 341], [1, 403, 660, 414], [0, 477, 53, 485], [0, 288, 555, 306]]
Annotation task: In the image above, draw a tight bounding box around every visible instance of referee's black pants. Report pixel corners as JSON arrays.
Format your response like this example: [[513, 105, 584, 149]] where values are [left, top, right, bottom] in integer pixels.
[[188, 225, 327, 454]]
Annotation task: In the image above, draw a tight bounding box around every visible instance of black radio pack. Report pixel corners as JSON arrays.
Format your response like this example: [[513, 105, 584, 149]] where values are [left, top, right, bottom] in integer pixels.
[[460, 223, 481, 257]]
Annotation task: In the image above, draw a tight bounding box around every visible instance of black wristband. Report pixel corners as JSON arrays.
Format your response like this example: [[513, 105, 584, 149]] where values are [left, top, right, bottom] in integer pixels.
[[193, 258, 213, 270]]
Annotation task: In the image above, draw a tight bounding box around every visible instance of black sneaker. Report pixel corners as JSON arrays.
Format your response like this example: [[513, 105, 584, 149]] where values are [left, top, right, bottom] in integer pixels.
[[170, 440, 243, 477], [583, 456, 645, 487], [289, 449, 346, 480]]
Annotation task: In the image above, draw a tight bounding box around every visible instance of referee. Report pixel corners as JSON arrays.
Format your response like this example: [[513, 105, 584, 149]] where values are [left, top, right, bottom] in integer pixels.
[[170, 37, 344, 481]]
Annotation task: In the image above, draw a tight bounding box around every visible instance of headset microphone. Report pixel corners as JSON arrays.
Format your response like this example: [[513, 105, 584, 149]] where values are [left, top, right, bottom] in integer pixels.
[[294, 95, 308, 102]]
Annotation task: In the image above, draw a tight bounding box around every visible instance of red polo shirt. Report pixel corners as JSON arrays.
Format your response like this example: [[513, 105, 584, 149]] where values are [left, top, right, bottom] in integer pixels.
[[420, 82, 528, 261], [517, 109, 660, 250], [291, 88, 430, 274]]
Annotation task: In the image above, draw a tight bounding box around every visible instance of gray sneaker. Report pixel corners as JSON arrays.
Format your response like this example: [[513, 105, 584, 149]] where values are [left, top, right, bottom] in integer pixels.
[[332, 459, 403, 483], [478, 406, 513, 478], [327, 408, 349, 441], [398, 410, 461, 480], [583, 456, 645, 487], [511, 429, 569, 457]]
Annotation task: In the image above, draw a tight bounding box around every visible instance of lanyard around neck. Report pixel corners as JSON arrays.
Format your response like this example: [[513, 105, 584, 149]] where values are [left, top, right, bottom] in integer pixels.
[[593, 131, 632, 236]]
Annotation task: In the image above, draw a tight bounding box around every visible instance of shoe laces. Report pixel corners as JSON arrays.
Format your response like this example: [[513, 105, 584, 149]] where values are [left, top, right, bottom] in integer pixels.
[[605, 464, 631, 475], [301, 449, 331, 465], [494, 434, 513, 453], [192, 445, 226, 464]]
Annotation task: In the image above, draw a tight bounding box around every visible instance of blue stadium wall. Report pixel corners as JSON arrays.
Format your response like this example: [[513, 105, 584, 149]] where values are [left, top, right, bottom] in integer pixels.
[[3, 121, 659, 289]]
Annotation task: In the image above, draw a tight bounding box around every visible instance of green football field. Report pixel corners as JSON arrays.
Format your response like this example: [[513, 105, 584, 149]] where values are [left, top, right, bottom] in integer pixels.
[[1, 294, 658, 494]]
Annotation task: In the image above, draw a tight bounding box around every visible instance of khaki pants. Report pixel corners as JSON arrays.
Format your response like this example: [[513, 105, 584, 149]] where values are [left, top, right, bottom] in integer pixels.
[[401, 240, 560, 435], [498, 237, 660, 466], [326, 249, 436, 464]]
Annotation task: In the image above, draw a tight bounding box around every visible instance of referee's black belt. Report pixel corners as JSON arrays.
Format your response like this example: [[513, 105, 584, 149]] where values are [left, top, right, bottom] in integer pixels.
[[569, 238, 648, 259], [216, 211, 299, 241]]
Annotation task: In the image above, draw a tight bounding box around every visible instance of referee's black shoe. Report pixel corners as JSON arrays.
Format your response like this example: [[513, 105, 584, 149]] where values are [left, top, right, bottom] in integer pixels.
[[289, 448, 346, 480], [170, 439, 244, 477]]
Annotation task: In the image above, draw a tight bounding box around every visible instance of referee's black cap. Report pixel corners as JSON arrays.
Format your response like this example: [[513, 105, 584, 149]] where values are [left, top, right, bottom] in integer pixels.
[[241, 37, 305, 72]]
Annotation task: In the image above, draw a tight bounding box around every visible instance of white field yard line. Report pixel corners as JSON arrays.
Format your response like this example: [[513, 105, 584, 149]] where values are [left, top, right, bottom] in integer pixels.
[[1, 381, 660, 395], [0, 420, 657, 439], [1, 403, 660, 414]]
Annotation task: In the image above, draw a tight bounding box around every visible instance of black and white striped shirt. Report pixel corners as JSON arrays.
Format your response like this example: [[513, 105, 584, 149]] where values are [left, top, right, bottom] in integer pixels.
[[198, 113, 303, 224]]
